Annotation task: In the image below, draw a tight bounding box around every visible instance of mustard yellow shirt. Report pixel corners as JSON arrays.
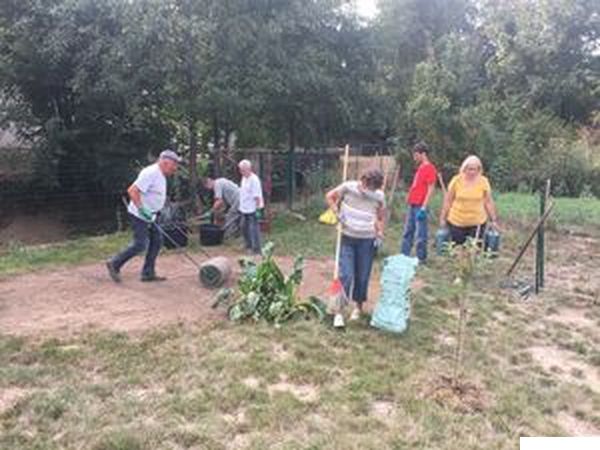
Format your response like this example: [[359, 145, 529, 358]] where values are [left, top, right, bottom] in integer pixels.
[[448, 175, 491, 227]]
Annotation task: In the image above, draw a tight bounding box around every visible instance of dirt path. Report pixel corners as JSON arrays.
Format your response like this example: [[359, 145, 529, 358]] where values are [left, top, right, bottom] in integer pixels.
[[0, 249, 336, 337]]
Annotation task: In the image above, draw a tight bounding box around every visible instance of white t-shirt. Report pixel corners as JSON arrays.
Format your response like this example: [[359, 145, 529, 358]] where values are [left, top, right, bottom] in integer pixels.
[[127, 163, 167, 221], [238, 173, 263, 214]]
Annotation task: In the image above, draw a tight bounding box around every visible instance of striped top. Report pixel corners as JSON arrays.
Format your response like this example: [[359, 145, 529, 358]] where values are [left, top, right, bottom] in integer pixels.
[[333, 181, 385, 239]]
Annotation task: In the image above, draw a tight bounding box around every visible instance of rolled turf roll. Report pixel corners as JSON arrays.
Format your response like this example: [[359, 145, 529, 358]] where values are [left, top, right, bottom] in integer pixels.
[[199, 256, 232, 288]]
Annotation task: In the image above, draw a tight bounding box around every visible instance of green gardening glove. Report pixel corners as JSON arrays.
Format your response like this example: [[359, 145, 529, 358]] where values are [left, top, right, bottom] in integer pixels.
[[138, 206, 154, 222], [199, 210, 213, 221]]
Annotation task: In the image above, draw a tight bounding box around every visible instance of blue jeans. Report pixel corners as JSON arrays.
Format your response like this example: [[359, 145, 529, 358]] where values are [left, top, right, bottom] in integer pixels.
[[339, 235, 376, 304], [401, 205, 428, 262], [242, 212, 262, 254], [112, 214, 163, 277]]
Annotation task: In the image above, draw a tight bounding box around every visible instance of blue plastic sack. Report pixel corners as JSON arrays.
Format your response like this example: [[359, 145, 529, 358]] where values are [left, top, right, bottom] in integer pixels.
[[370, 254, 419, 334]]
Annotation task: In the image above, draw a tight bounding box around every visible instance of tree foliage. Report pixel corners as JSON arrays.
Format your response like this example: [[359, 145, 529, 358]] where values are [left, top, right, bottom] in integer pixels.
[[1, 0, 598, 198]]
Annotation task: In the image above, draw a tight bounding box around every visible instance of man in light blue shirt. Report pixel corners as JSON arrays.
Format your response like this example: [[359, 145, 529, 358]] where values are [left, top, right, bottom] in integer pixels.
[[106, 150, 181, 282]]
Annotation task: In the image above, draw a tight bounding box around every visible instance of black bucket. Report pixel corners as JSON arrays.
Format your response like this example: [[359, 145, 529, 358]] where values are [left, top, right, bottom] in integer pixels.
[[199, 224, 224, 246], [163, 225, 188, 249]]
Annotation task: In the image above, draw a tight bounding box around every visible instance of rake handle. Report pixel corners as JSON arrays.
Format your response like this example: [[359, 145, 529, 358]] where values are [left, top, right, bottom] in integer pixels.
[[333, 144, 350, 280]]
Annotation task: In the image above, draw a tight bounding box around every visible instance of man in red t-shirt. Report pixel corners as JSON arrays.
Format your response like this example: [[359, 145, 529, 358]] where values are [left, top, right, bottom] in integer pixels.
[[400, 142, 437, 262]]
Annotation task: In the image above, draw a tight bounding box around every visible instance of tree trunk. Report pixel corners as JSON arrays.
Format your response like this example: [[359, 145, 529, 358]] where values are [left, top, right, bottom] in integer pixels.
[[286, 117, 296, 209], [213, 113, 221, 177], [189, 119, 199, 214]]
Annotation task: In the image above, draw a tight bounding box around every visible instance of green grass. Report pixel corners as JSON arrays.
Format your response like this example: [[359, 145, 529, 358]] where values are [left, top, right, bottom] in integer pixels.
[[494, 192, 600, 228], [1, 192, 599, 277], [1, 254, 597, 448], [1, 193, 599, 448], [0, 233, 131, 277]]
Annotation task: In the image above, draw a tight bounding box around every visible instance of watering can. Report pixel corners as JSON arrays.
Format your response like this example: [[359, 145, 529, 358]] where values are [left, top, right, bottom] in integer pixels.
[[484, 228, 501, 254], [435, 227, 450, 255]]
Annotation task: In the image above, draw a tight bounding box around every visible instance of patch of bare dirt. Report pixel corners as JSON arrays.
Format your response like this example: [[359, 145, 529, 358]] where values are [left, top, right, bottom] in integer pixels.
[[226, 433, 251, 450], [223, 409, 247, 426], [242, 377, 261, 389], [272, 343, 292, 361], [424, 376, 489, 413], [268, 375, 319, 403], [547, 307, 595, 328], [0, 249, 333, 337], [0, 387, 28, 415], [545, 235, 600, 306], [557, 412, 600, 436], [529, 346, 600, 393], [370, 400, 397, 426], [411, 277, 426, 293]]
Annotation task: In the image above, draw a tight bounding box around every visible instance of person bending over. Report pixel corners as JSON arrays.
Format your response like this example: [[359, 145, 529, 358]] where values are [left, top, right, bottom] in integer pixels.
[[201, 176, 241, 239], [326, 168, 385, 328]]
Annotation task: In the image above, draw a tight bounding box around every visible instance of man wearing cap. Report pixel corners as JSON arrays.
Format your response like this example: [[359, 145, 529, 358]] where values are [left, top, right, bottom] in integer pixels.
[[106, 150, 181, 282]]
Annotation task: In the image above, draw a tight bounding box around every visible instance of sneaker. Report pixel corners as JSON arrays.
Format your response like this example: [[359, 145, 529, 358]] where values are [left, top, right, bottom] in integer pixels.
[[350, 308, 361, 321], [333, 313, 345, 328], [141, 274, 167, 282], [106, 261, 121, 283]]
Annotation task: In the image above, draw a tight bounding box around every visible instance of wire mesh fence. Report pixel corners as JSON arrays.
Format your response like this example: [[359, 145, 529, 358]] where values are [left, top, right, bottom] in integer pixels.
[[0, 144, 396, 249]]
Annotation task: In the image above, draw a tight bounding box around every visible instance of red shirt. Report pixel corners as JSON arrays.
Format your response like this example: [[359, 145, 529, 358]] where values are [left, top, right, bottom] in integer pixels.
[[407, 161, 437, 206]]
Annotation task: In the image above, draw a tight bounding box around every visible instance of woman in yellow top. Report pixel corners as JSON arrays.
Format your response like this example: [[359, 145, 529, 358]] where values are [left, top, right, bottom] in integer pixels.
[[439, 155, 499, 245]]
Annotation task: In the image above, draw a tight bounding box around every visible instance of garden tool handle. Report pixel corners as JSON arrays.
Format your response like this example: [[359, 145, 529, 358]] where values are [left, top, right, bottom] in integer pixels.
[[333, 144, 350, 280], [333, 224, 343, 279]]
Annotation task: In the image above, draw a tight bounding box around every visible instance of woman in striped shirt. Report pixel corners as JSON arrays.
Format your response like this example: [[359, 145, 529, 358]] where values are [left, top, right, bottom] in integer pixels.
[[326, 169, 385, 327]]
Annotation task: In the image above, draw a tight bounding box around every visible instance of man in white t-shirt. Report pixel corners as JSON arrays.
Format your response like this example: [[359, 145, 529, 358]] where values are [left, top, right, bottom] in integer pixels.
[[238, 159, 264, 254], [106, 150, 181, 283]]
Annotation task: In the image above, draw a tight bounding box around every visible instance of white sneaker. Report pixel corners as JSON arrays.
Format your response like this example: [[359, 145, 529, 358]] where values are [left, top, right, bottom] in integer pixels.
[[333, 313, 345, 328], [350, 308, 361, 321]]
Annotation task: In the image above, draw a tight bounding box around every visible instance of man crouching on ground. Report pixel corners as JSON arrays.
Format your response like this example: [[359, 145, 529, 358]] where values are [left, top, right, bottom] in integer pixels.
[[201, 176, 241, 240], [106, 150, 181, 283]]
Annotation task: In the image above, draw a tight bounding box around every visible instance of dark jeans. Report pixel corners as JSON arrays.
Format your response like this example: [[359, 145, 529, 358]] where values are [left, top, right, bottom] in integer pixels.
[[223, 207, 241, 240], [339, 235, 376, 304], [242, 212, 262, 254], [448, 222, 486, 245], [401, 205, 428, 262], [112, 214, 163, 277]]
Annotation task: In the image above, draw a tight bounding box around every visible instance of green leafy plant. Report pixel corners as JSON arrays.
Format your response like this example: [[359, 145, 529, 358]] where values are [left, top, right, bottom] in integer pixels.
[[214, 242, 326, 325]]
